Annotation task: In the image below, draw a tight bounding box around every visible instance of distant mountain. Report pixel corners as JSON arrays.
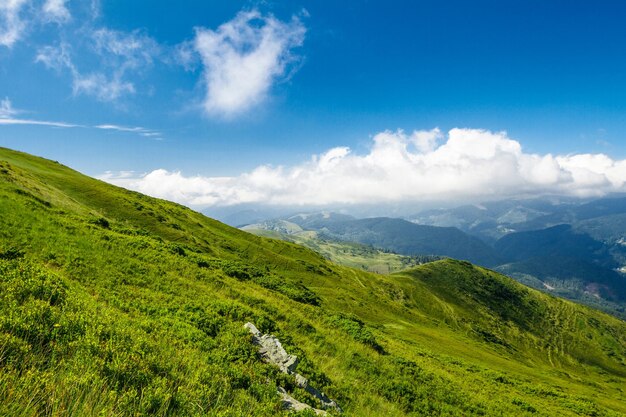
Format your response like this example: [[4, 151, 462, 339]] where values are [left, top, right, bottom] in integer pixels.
[[242, 219, 306, 235], [319, 217, 504, 267], [408, 196, 626, 242], [248, 214, 503, 267], [202, 206, 298, 227], [286, 211, 357, 229], [494, 224, 615, 267], [496, 256, 626, 300], [408, 197, 626, 316], [241, 224, 443, 274], [487, 224, 626, 314], [562, 196, 626, 221], [247, 205, 626, 318], [576, 212, 626, 243]]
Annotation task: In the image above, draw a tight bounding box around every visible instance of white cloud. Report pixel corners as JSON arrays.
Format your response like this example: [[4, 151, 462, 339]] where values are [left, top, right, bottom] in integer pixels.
[[91, 28, 159, 69], [0, 117, 78, 127], [0, 96, 18, 117], [42, 0, 70, 23], [0, 116, 163, 136], [35, 42, 132, 101], [95, 123, 161, 139], [412, 128, 442, 153], [100, 128, 626, 208], [72, 72, 135, 102], [0, 98, 77, 127], [36, 28, 159, 102], [0, 0, 28, 48], [35, 42, 72, 70], [0, 97, 161, 136], [174, 40, 198, 71], [1, 0, 71, 47], [193, 9, 305, 117]]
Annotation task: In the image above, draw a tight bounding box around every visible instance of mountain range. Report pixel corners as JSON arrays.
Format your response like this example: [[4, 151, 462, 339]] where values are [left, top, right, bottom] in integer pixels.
[[244, 201, 626, 318]]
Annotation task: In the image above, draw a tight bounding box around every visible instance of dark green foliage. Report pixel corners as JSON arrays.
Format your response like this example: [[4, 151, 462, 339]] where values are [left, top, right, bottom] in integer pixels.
[[90, 216, 110, 229], [328, 313, 384, 353], [220, 260, 320, 305], [0, 247, 24, 260], [14, 187, 52, 207], [512, 398, 537, 413]]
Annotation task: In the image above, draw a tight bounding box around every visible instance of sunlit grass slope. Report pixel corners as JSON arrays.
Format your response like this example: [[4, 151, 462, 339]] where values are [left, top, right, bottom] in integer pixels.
[[1, 146, 625, 416]]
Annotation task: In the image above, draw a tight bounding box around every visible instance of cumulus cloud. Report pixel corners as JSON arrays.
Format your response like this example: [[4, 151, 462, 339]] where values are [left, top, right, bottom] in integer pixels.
[[100, 128, 626, 208], [193, 9, 305, 117], [42, 0, 70, 23], [0, 0, 28, 47]]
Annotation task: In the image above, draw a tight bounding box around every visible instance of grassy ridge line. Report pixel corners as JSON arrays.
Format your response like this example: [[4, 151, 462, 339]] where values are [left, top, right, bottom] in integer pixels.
[[0, 146, 625, 416], [393, 261, 626, 374]]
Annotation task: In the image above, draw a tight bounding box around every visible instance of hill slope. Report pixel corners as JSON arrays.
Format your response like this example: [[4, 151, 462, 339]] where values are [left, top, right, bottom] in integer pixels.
[[1, 147, 626, 416]]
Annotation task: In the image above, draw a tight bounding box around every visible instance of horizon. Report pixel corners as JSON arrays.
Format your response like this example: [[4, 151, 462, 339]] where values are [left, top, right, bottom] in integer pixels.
[[2, 1, 626, 211]]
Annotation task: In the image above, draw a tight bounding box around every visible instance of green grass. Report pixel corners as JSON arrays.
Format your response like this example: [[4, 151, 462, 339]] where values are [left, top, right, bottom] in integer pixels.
[[1, 146, 626, 416]]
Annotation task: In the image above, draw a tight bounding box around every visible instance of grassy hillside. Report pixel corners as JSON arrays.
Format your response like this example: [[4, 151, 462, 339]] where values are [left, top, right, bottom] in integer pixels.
[[1, 147, 626, 416]]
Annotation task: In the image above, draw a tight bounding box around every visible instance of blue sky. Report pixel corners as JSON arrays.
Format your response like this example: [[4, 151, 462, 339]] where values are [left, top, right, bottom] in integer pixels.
[[2, 1, 626, 208]]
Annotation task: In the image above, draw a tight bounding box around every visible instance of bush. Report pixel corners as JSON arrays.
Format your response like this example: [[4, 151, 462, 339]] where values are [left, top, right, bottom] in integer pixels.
[[328, 313, 384, 353]]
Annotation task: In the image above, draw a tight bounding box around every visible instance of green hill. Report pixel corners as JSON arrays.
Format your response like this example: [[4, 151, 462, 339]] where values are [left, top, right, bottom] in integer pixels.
[[1, 147, 626, 416]]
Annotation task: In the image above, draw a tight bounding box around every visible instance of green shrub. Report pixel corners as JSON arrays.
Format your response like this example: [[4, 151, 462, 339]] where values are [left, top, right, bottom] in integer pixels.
[[328, 313, 384, 353]]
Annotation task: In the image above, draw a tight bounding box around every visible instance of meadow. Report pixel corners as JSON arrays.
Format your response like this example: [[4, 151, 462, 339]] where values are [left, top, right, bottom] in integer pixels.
[[1, 147, 625, 416]]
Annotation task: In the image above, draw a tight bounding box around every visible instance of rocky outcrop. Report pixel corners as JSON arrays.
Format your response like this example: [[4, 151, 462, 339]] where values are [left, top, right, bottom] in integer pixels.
[[245, 322, 342, 414], [245, 322, 299, 373], [278, 387, 326, 416]]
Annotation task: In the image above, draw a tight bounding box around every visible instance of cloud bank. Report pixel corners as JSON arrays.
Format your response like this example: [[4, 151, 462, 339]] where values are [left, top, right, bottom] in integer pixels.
[[193, 9, 305, 117], [100, 128, 626, 207]]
